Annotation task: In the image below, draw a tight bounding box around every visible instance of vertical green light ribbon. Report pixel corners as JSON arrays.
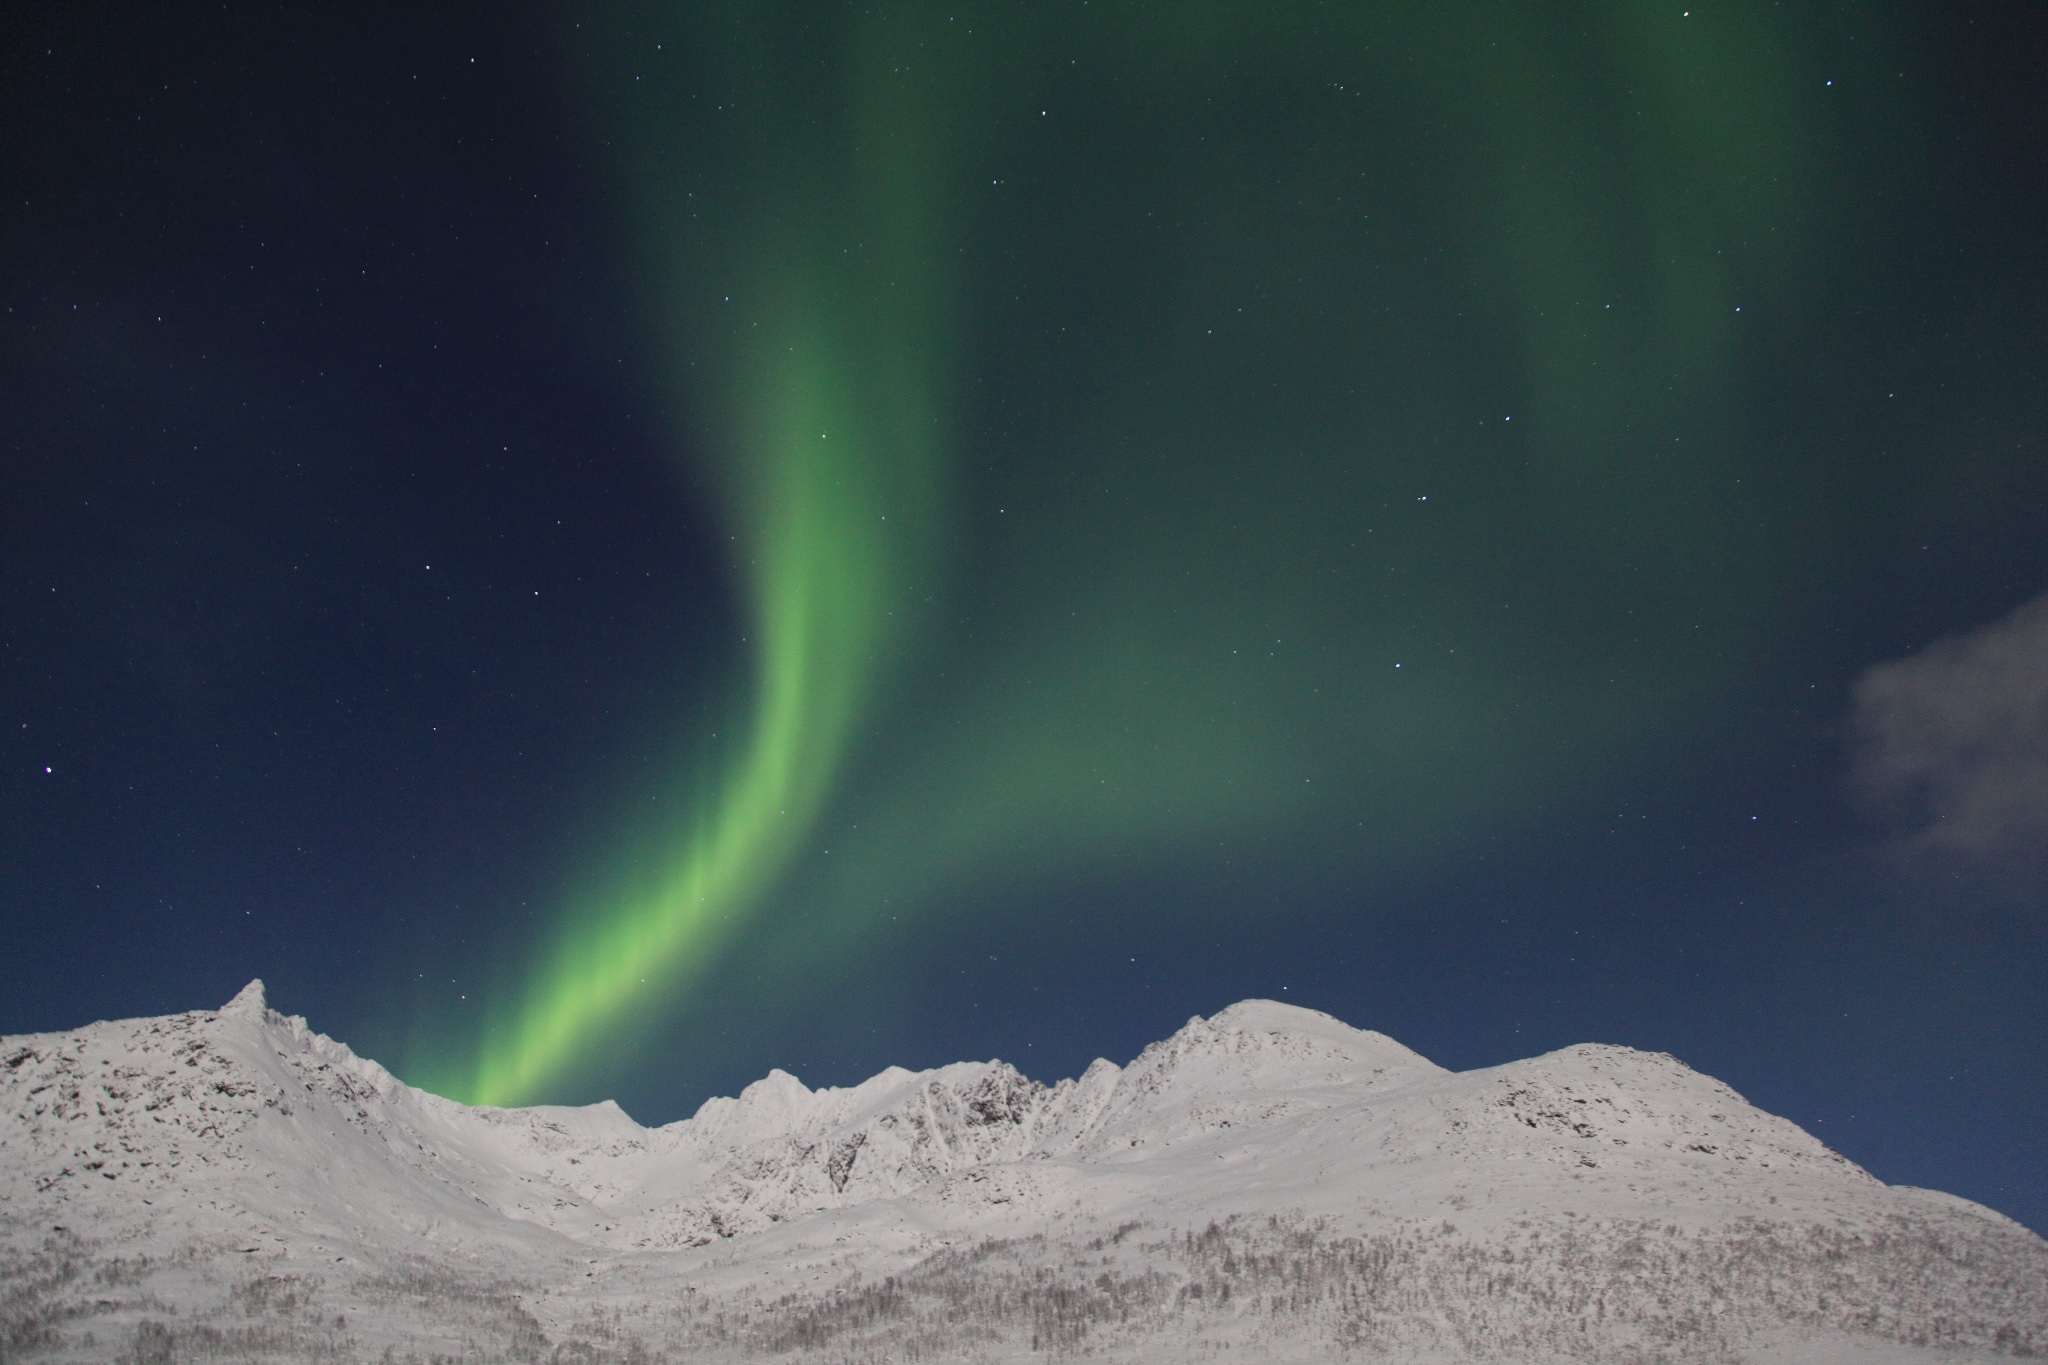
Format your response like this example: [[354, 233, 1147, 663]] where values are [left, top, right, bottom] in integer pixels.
[[464, 4, 954, 1105]]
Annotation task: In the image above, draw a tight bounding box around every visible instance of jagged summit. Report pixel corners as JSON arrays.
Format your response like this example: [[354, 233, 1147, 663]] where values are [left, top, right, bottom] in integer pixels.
[[3, 992, 2044, 1363], [218, 977, 268, 1018]]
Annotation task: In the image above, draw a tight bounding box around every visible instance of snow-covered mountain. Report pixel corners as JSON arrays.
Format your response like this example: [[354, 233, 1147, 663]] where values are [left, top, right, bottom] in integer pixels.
[[3, 984, 2042, 1363]]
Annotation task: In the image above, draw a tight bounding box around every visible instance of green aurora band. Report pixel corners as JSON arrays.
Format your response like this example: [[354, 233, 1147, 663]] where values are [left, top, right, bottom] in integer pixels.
[[462, 5, 959, 1104], [445, 1, 1894, 1104]]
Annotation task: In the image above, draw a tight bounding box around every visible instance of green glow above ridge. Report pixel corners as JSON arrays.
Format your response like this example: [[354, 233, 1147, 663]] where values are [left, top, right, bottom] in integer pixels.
[[467, 313, 938, 1105], [433, 0, 1882, 1103], [458, 3, 958, 1105]]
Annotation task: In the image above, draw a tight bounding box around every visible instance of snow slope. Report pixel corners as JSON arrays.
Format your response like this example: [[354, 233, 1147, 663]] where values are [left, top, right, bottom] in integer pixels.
[[2, 984, 2042, 1363]]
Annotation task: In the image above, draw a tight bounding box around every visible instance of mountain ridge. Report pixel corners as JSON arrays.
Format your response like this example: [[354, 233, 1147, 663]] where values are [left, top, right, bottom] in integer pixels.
[[3, 982, 2043, 1363]]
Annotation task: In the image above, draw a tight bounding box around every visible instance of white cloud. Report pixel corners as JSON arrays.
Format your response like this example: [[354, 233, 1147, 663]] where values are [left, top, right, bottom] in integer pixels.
[[1849, 591, 2048, 863]]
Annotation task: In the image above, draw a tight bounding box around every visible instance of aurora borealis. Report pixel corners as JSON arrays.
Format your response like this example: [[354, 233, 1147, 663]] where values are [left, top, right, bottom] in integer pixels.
[[462, 6, 961, 1102], [465, 0, 1835, 1104], [4, 1, 2047, 1228]]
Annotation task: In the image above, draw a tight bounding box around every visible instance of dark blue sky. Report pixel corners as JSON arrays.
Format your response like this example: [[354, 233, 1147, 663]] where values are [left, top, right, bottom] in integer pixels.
[[3, 1, 2044, 1232]]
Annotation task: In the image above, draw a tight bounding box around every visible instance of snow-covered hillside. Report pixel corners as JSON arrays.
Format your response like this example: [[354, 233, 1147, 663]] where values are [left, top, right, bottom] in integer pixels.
[[3, 984, 2042, 1363]]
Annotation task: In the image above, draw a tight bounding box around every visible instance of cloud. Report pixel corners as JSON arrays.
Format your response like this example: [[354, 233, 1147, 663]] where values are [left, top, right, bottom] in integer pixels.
[[1849, 591, 2048, 865]]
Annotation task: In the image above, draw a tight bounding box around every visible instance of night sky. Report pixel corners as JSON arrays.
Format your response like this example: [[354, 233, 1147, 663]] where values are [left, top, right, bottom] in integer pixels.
[[5, 3, 2046, 1230]]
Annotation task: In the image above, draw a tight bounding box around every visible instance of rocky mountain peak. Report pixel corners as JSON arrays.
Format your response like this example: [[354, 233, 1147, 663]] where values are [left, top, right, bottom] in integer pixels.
[[218, 978, 268, 1019]]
